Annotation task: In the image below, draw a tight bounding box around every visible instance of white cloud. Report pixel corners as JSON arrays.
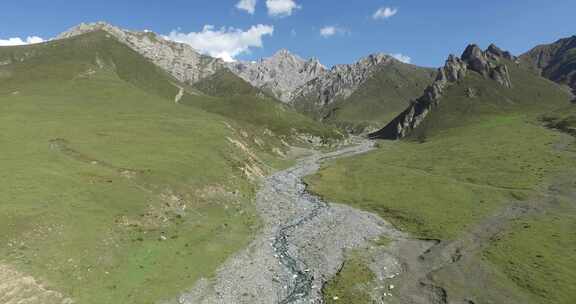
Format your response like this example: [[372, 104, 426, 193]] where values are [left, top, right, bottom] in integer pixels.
[[164, 25, 274, 62], [391, 53, 411, 64], [320, 26, 348, 38], [373, 7, 398, 20], [0, 36, 44, 46], [266, 0, 301, 17], [236, 0, 257, 14]]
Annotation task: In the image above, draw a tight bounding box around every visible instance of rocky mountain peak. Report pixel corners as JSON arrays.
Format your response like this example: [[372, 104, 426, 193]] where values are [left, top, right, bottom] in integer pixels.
[[486, 44, 515, 61], [272, 48, 297, 59], [459, 44, 513, 87], [57, 22, 224, 84], [262, 49, 309, 68], [369, 44, 515, 140], [461, 44, 483, 60], [227, 50, 327, 102], [359, 53, 393, 65], [331, 53, 394, 73], [57, 21, 122, 39], [291, 52, 409, 108]]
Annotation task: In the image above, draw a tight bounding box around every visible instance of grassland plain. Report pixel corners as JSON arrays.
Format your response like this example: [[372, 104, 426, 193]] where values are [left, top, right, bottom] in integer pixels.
[[0, 31, 340, 304], [308, 64, 576, 302]]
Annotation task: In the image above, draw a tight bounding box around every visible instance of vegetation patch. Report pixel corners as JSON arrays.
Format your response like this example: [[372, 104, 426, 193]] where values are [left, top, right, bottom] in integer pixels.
[[323, 252, 375, 304], [484, 200, 576, 304], [541, 105, 576, 136]]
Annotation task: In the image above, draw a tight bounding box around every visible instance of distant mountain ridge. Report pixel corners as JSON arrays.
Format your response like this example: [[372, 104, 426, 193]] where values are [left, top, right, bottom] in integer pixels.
[[227, 49, 327, 102], [57, 22, 422, 107], [293, 53, 402, 106], [58, 22, 225, 84], [294, 55, 436, 131], [56, 22, 574, 138]]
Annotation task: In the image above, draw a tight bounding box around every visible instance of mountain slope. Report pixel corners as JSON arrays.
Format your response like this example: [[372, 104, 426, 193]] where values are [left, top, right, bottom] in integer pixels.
[[306, 44, 576, 304], [319, 62, 435, 132], [520, 35, 576, 96], [291, 54, 435, 131], [370, 44, 570, 140], [0, 30, 338, 304], [190, 69, 342, 141], [57, 23, 436, 134], [227, 49, 327, 102], [541, 104, 576, 136], [57, 22, 225, 84]]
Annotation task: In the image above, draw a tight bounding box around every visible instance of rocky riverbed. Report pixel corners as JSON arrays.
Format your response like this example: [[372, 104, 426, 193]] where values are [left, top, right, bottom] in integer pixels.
[[169, 137, 572, 304], [174, 140, 411, 304]]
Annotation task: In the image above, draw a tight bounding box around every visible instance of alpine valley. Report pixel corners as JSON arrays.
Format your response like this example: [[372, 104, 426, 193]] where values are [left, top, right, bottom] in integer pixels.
[[1, 20, 575, 304]]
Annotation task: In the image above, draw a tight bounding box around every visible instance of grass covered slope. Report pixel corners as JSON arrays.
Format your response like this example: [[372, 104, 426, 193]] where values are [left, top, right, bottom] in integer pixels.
[[190, 69, 342, 142], [306, 62, 575, 302], [541, 104, 576, 136], [407, 59, 570, 141], [0, 31, 335, 303], [308, 115, 572, 238], [291, 60, 435, 133], [323, 64, 435, 132], [484, 198, 576, 304]]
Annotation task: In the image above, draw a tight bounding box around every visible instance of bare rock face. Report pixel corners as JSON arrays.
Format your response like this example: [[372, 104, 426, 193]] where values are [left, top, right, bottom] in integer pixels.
[[57, 22, 224, 84], [227, 49, 327, 102], [369, 44, 515, 140], [461, 44, 490, 76], [491, 64, 513, 89], [461, 44, 513, 87], [292, 53, 399, 107], [486, 44, 516, 61]]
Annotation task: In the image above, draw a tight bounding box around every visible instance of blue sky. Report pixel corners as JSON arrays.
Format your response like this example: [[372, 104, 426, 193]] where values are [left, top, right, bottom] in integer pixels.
[[1, 0, 575, 67]]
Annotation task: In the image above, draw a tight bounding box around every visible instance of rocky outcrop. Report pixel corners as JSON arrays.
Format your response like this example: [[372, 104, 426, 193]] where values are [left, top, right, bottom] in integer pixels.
[[291, 53, 401, 107], [369, 44, 515, 140], [461, 44, 513, 88], [57, 22, 224, 84], [486, 44, 516, 61], [227, 49, 327, 102]]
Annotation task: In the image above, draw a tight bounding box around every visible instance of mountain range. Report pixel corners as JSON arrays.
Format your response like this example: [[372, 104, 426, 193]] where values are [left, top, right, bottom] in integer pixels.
[[55, 22, 576, 136], [56, 22, 438, 132]]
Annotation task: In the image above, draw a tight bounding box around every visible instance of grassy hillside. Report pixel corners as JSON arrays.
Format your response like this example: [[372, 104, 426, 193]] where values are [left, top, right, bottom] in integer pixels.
[[190, 69, 342, 142], [408, 61, 570, 141], [306, 65, 576, 303], [0, 31, 336, 304], [292, 62, 435, 133], [323, 64, 435, 132], [541, 104, 576, 135]]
